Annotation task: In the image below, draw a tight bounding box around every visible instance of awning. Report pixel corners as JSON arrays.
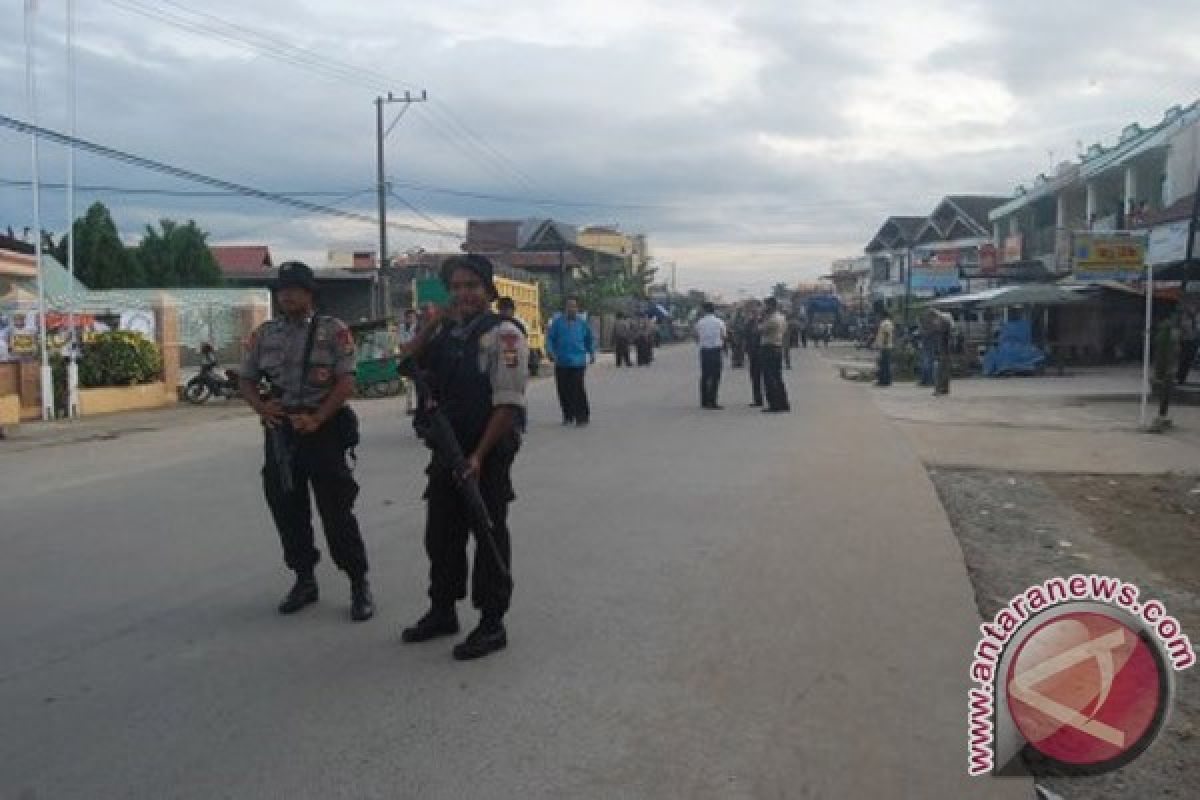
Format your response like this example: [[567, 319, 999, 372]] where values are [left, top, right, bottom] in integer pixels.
[[977, 285, 1085, 308], [928, 287, 1012, 307], [1152, 259, 1200, 282], [929, 284, 1085, 309]]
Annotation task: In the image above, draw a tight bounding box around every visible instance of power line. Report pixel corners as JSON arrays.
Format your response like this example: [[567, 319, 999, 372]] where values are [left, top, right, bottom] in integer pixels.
[[388, 177, 665, 211], [100, 0, 539, 191], [0, 114, 459, 237], [387, 187, 458, 238], [0, 179, 372, 199]]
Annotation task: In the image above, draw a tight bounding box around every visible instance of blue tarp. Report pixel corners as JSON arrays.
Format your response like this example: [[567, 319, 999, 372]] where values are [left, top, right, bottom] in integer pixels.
[[805, 295, 840, 314], [982, 320, 1045, 376]]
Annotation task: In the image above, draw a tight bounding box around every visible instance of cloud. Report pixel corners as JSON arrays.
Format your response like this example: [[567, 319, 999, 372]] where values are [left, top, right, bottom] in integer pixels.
[[1, 0, 1197, 293]]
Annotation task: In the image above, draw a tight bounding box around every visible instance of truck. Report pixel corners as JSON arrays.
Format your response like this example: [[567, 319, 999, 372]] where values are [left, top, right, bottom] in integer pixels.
[[412, 275, 546, 375], [804, 294, 841, 337]]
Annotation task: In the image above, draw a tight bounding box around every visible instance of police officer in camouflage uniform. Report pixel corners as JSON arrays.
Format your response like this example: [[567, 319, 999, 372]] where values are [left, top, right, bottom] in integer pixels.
[[239, 261, 374, 621], [400, 254, 528, 660]]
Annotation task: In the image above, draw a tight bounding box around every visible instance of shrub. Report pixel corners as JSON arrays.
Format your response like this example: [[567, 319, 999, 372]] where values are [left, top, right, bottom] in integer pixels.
[[78, 330, 162, 387]]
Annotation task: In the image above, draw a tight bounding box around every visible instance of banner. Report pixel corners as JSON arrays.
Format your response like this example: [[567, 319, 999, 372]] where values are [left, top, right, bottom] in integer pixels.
[[912, 249, 961, 291], [1072, 233, 1146, 282], [10, 332, 37, 355], [1146, 220, 1200, 266], [980, 244, 998, 276], [1003, 234, 1023, 264]]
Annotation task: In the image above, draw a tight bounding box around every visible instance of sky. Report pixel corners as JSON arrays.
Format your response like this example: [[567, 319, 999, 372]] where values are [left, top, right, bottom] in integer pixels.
[[2, 0, 1198, 296]]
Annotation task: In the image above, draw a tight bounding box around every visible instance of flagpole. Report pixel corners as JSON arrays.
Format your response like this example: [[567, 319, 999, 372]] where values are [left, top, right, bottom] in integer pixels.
[[25, 0, 53, 420], [66, 0, 80, 417]]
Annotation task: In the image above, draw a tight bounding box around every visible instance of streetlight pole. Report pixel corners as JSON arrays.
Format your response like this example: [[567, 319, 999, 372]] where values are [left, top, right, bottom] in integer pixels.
[[24, 0, 53, 420], [375, 90, 426, 319], [66, 0, 79, 418]]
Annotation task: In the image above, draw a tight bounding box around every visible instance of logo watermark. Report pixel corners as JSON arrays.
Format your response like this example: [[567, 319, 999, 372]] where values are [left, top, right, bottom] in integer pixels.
[[967, 574, 1194, 776]]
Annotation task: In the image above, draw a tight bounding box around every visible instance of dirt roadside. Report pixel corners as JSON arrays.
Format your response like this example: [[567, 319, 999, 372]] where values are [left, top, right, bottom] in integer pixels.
[[932, 468, 1199, 800]]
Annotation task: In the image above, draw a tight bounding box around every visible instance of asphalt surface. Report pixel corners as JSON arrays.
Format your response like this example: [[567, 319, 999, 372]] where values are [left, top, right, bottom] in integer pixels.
[[0, 345, 1031, 799]]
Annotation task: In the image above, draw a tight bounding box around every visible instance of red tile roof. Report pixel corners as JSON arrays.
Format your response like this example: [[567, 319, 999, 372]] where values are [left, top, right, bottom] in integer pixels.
[[211, 245, 274, 275], [466, 220, 520, 252]]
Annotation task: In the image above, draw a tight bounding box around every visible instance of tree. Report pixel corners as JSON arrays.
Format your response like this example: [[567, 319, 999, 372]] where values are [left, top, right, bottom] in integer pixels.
[[60, 202, 143, 288], [135, 219, 222, 288], [772, 282, 792, 300]]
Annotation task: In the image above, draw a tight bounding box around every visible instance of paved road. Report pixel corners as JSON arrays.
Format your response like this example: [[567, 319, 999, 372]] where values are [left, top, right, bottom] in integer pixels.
[[0, 346, 1030, 799]]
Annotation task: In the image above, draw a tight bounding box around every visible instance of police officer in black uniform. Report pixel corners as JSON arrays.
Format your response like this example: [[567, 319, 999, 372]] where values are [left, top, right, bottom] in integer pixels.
[[400, 254, 528, 660], [239, 262, 374, 621]]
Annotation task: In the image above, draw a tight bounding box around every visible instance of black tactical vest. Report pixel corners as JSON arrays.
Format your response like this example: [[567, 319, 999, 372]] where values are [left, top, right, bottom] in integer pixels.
[[424, 313, 503, 454]]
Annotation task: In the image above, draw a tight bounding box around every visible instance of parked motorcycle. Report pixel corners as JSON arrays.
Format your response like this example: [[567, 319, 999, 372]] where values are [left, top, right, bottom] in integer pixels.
[[184, 365, 241, 404]]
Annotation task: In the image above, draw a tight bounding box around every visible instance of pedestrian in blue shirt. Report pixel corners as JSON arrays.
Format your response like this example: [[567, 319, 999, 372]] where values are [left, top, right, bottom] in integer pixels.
[[546, 296, 595, 426]]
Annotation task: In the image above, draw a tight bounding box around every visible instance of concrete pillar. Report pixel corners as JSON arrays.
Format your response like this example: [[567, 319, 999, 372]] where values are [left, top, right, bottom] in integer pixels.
[[237, 302, 270, 363], [154, 294, 180, 404], [1056, 193, 1066, 228], [1085, 181, 1098, 223], [1124, 165, 1138, 214]]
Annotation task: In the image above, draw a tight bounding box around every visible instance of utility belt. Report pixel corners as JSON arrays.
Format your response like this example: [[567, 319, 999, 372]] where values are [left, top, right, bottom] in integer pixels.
[[277, 404, 360, 450]]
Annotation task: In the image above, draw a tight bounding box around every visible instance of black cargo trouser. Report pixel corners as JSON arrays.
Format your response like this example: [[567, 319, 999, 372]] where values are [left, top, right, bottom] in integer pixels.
[[748, 352, 764, 405], [262, 419, 368, 578], [934, 347, 952, 394], [424, 448, 516, 617], [1178, 340, 1198, 385], [700, 347, 722, 407], [615, 338, 632, 367], [761, 344, 790, 410], [554, 365, 590, 422]]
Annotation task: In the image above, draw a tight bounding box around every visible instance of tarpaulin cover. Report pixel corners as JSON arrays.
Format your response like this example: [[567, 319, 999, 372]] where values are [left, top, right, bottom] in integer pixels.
[[982, 319, 1045, 376]]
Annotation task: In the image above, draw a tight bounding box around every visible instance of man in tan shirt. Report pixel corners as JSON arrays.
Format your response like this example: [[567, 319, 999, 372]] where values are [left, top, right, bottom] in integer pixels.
[[759, 297, 790, 412], [875, 310, 894, 387]]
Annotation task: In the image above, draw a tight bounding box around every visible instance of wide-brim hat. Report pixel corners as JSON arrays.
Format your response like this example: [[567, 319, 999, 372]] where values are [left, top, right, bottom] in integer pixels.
[[273, 261, 319, 293], [440, 254, 498, 300]]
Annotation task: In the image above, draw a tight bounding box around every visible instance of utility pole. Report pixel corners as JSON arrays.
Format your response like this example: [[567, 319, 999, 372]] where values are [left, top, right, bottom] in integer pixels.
[[25, 0, 53, 420], [375, 89, 426, 318], [558, 243, 566, 301], [903, 245, 914, 330]]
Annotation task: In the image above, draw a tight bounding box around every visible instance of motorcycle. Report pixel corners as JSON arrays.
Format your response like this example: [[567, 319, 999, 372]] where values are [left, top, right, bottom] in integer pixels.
[[184, 364, 241, 404]]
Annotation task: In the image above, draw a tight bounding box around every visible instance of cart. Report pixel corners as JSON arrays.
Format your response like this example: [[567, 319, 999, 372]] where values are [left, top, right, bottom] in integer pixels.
[[349, 318, 404, 397]]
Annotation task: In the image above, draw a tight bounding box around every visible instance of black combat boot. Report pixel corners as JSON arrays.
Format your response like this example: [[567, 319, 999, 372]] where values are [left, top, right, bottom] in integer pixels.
[[401, 605, 459, 643], [350, 576, 375, 622], [278, 572, 318, 614], [452, 615, 507, 661]]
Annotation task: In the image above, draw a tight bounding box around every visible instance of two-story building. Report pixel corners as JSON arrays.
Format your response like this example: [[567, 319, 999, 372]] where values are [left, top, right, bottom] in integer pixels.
[[823, 256, 871, 317], [863, 216, 925, 308], [988, 101, 1200, 278], [910, 195, 1009, 294], [465, 218, 634, 294]]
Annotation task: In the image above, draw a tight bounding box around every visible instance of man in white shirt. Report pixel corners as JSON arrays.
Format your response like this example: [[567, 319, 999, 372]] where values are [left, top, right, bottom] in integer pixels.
[[694, 302, 727, 409]]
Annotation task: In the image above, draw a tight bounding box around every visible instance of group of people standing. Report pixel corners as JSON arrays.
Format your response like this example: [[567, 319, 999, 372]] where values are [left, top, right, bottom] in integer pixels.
[[240, 255, 529, 662], [694, 299, 791, 413], [611, 311, 658, 368], [871, 308, 953, 394]]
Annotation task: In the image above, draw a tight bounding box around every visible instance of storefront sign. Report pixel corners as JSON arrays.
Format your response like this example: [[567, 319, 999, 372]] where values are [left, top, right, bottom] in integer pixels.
[[10, 333, 37, 355], [1072, 233, 1146, 281], [911, 250, 961, 291], [979, 244, 998, 275], [1003, 235, 1023, 264]]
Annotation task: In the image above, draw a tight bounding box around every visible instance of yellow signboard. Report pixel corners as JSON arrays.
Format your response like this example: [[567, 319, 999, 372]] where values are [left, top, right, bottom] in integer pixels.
[[10, 333, 37, 355], [1072, 233, 1146, 281]]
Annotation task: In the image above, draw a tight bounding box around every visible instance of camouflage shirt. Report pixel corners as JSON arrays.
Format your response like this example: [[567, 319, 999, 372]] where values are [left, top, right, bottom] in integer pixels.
[[241, 314, 356, 408]]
